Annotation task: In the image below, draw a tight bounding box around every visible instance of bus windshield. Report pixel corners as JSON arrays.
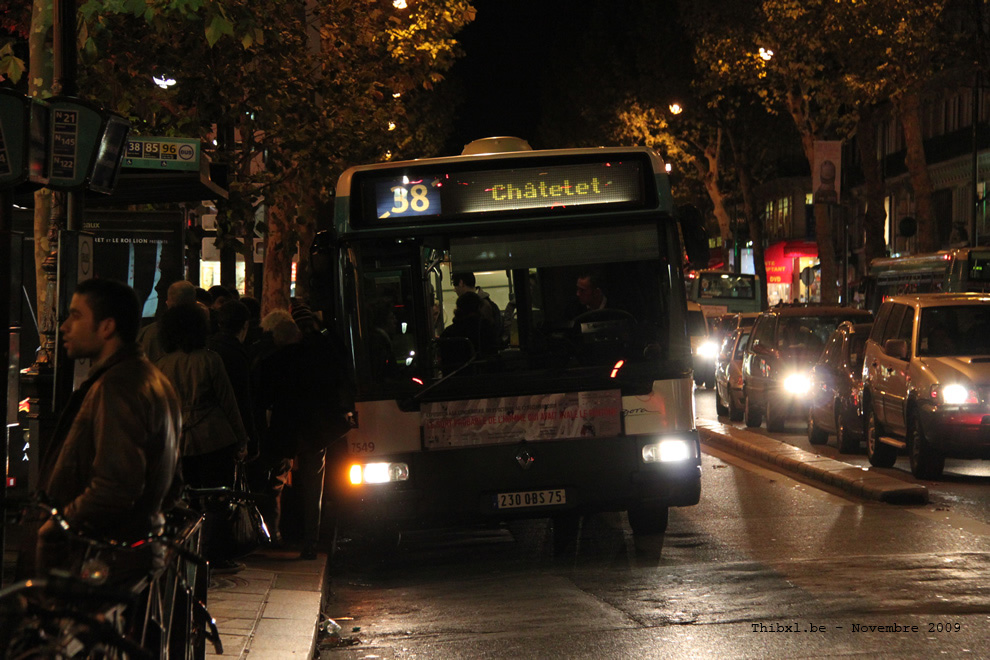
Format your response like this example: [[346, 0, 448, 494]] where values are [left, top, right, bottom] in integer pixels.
[[352, 222, 678, 401], [688, 271, 761, 314], [697, 272, 756, 300]]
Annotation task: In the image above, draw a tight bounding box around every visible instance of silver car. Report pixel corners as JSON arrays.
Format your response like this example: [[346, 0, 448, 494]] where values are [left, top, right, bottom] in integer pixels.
[[715, 328, 750, 421], [862, 293, 990, 478]]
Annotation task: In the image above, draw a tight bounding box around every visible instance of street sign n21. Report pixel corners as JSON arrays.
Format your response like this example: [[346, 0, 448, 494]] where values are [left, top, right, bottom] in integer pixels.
[[46, 97, 130, 193]]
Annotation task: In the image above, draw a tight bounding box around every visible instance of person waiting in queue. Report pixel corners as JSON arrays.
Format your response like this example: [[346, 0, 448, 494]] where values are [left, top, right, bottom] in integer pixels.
[[36, 278, 182, 584]]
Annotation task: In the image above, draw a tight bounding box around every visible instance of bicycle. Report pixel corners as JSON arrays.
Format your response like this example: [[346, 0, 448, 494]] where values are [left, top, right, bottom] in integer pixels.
[[0, 499, 222, 659]]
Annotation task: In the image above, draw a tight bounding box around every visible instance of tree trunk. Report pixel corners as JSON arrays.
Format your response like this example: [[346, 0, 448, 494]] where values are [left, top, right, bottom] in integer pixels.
[[856, 105, 888, 265], [897, 90, 937, 252], [239, 228, 256, 298], [30, 0, 53, 329], [294, 211, 316, 305], [700, 173, 732, 267], [262, 194, 294, 316], [703, 133, 733, 249], [727, 130, 770, 310], [813, 203, 838, 304], [787, 89, 838, 304]]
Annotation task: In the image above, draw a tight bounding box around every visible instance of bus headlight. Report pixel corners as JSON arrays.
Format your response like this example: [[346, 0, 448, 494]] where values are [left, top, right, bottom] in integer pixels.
[[349, 462, 410, 485], [642, 438, 693, 463], [696, 340, 719, 359], [783, 372, 812, 396]]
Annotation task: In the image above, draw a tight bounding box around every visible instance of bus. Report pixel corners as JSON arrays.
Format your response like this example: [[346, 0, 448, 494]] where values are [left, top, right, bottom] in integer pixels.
[[317, 138, 706, 544], [864, 248, 990, 312], [687, 270, 763, 316]]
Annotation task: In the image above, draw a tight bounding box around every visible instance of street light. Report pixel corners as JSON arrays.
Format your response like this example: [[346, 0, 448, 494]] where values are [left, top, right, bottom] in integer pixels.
[[759, 47, 774, 61], [669, 103, 683, 115]]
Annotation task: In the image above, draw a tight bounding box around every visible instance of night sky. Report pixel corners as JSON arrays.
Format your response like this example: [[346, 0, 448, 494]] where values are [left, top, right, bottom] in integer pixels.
[[445, 2, 559, 153], [443, 1, 688, 155]]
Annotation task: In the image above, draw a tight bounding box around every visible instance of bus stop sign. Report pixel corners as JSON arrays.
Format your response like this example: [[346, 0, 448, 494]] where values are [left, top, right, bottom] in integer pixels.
[[46, 97, 130, 193]]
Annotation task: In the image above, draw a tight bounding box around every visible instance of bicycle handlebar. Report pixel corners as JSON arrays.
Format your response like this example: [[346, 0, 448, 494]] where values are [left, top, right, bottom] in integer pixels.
[[29, 497, 209, 568]]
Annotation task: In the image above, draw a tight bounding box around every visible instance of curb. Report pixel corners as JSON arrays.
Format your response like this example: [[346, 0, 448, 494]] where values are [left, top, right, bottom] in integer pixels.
[[696, 419, 929, 505]]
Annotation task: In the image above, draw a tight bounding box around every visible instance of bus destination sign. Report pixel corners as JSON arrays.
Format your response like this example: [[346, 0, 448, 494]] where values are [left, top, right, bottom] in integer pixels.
[[368, 159, 646, 223]]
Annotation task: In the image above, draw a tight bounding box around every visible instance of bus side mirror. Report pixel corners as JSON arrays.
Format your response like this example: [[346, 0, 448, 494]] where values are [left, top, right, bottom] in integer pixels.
[[676, 204, 710, 269]]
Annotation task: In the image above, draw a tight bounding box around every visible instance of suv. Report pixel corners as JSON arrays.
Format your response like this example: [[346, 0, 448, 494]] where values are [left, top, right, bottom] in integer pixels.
[[742, 305, 873, 431], [862, 293, 990, 479]]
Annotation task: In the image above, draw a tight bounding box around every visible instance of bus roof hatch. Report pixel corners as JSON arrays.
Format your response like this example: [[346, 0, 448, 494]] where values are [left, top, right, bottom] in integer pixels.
[[461, 136, 533, 155]]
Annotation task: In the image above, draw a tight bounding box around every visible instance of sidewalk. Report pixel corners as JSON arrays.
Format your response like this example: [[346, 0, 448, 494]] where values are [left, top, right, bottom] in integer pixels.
[[1, 538, 328, 659], [206, 548, 328, 659]]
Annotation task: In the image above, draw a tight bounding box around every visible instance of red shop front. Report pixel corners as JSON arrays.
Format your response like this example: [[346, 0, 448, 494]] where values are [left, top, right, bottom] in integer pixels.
[[764, 240, 818, 305]]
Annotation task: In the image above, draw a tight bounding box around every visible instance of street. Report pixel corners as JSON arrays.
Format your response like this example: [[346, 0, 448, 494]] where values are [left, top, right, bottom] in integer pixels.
[[319, 388, 990, 659]]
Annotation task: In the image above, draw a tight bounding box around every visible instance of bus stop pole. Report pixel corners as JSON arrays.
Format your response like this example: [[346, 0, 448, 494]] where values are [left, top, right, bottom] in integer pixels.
[[1, 188, 12, 586]]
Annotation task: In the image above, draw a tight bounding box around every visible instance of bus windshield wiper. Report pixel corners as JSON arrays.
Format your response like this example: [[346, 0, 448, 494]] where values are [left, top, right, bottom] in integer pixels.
[[401, 337, 481, 409]]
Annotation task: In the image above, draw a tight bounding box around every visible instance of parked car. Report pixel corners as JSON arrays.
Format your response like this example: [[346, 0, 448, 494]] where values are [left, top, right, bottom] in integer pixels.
[[742, 305, 874, 431], [715, 327, 751, 421], [688, 301, 717, 388], [807, 321, 873, 452], [862, 293, 990, 478]]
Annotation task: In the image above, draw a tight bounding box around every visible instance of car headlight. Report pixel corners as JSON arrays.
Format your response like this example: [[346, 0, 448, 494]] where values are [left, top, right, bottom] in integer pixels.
[[642, 438, 694, 463], [349, 462, 410, 485], [932, 383, 978, 405], [697, 340, 719, 359], [783, 372, 812, 396]]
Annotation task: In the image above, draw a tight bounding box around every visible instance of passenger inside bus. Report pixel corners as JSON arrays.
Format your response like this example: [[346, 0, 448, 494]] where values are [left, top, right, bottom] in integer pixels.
[[438, 291, 499, 372], [571, 271, 607, 315]]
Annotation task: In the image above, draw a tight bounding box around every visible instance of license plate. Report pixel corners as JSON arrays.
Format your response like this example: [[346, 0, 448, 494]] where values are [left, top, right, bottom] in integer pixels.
[[495, 489, 566, 510]]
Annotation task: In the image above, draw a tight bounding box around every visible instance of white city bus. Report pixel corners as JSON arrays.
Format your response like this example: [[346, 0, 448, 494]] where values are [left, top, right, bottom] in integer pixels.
[[318, 138, 706, 544], [687, 270, 763, 316], [865, 248, 990, 313]]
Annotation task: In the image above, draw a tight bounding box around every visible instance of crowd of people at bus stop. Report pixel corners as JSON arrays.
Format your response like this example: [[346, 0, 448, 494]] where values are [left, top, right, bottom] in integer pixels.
[[26, 276, 354, 583]]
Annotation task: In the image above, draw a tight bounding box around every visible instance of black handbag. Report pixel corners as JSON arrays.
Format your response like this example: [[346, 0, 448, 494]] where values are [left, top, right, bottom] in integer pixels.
[[196, 464, 270, 560]]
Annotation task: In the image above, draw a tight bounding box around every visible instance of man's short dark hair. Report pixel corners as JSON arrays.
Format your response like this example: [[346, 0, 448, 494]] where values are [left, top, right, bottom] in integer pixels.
[[217, 300, 250, 335], [195, 287, 213, 306], [452, 271, 476, 288], [75, 278, 141, 343], [578, 270, 606, 293], [208, 284, 238, 303]]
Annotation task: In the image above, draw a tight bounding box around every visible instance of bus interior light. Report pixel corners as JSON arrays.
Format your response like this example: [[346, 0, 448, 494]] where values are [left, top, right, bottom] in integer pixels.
[[642, 438, 693, 463]]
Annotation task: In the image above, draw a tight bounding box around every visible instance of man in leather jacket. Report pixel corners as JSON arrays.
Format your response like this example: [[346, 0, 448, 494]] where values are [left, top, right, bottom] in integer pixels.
[[36, 279, 182, 579]]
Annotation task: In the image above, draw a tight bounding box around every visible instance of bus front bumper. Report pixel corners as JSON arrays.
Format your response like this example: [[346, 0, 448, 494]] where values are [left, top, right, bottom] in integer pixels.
[[330, 435, 702, 531]]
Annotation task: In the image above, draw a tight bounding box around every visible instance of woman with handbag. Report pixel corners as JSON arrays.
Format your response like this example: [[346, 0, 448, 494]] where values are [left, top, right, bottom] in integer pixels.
[[157, 302, 249, 573]]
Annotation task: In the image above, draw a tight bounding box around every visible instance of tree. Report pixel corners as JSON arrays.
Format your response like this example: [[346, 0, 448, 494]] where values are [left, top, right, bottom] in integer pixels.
[[4, 0, 475, 320], [824, 0, 951, 254]]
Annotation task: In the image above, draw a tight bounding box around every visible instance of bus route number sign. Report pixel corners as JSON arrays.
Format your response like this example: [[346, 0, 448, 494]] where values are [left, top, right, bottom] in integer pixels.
[[377, 180, 442, 219]]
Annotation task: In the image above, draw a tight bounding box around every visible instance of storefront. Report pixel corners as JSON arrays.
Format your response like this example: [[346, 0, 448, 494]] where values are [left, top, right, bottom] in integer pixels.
[[764, 240, 819, 305]]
